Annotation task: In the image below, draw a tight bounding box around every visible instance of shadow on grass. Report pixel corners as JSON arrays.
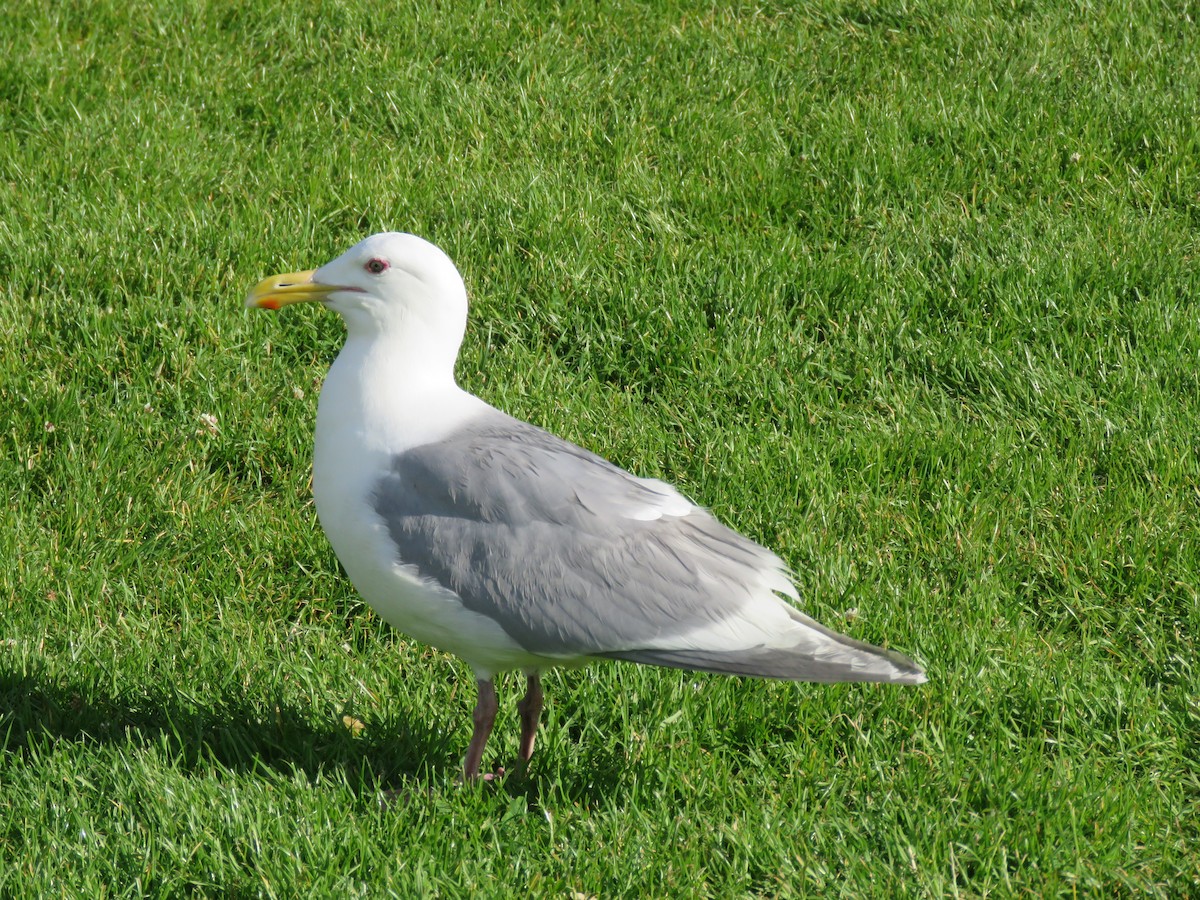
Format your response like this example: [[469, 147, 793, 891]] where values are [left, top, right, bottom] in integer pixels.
[[0, 661, 451, 792], [0, 663, 645, 804], [497, 739, 646, 811]]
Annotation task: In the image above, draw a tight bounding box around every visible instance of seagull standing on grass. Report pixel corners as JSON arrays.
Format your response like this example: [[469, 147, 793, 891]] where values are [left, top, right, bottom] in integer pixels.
[[246, 232, 926, 781]]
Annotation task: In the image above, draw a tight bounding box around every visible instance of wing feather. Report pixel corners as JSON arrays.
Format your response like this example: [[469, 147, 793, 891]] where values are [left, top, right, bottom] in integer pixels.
[[372, 409, 924, 683]]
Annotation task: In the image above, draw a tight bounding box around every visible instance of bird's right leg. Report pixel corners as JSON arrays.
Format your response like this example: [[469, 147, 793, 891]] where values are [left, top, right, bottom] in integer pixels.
[[463, 678, 498, 781]]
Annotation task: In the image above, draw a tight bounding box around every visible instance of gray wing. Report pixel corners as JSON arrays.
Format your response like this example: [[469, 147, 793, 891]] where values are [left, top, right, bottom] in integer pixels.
[[373, 409, 924, 684]]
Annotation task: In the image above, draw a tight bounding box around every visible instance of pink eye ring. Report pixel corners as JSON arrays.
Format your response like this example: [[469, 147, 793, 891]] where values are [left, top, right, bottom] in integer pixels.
[[365, 258, 389, 274]]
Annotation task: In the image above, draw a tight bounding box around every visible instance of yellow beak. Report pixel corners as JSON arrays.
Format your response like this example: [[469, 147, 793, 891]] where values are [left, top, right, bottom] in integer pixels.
[[245, 269, 338, 310]]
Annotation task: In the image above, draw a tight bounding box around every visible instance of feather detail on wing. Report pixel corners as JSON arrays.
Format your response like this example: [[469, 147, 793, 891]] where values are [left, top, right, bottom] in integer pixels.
[[372, 408, 924, 684]]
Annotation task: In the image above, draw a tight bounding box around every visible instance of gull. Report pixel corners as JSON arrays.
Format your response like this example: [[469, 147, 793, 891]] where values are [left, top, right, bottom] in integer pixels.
[[246, 232, 926, 780]]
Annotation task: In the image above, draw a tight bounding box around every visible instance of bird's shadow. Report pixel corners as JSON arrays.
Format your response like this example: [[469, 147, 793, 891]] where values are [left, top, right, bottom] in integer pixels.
[[0, 662, 638, 806], [0, 661, 439, 790]]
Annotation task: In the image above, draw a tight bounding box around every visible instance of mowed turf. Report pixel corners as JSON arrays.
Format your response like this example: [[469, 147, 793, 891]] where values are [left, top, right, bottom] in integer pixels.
[[1, 0, 1197, 895]]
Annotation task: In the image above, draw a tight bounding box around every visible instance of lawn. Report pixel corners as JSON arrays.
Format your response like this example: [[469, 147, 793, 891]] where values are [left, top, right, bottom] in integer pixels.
[[1, 0, 1197, 895]]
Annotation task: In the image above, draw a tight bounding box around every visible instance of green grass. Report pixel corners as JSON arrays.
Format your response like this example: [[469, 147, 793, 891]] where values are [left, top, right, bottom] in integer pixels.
[[2, 0, 1198, 895]]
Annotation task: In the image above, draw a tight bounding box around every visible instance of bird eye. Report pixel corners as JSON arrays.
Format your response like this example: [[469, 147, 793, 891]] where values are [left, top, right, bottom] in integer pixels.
[[365, 258, 389, 274]]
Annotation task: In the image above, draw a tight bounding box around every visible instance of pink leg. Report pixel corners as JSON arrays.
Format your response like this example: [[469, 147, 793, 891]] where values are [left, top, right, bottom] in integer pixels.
[[517, 673, 544, 764], [463, 679, 498, 781]]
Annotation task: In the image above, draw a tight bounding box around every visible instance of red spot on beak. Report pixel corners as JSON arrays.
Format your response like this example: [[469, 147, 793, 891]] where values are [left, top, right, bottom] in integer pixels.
[[260, 299, 281, 311]]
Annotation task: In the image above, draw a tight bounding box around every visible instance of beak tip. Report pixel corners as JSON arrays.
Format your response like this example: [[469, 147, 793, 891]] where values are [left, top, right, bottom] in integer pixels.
[[243, 269, 324, 311]]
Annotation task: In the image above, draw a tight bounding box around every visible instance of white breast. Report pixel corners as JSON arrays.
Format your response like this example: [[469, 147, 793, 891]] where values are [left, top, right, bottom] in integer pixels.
[[310, 337, 553, 678]]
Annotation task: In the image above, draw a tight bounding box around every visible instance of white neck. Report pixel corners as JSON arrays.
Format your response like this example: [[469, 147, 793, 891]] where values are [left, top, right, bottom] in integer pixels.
[[315, 330, 487, 457], [339, 299, 463, 378]]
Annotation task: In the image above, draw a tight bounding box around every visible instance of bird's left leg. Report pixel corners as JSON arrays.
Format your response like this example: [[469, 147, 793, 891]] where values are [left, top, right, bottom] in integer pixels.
[[516, 672, 544, 764], [463, 678, 498, 781]]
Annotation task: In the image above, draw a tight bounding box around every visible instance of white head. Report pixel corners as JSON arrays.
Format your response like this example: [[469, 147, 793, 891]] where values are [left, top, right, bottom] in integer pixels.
[[247, 232, 469, 378]]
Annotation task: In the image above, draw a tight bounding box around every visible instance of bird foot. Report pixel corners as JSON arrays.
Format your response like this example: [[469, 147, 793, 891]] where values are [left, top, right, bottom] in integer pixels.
[[463, 761, 533, 784], [456, 765, 505, 785]]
